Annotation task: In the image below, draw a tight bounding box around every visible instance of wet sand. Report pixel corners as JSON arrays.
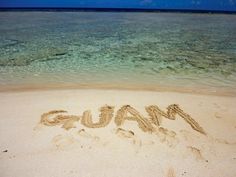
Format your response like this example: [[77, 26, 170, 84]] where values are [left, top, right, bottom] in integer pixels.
[[0, 89, 236, 177]]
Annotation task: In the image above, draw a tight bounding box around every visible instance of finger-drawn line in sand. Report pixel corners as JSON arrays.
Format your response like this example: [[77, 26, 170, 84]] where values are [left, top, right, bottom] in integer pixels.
[[52, 134, 76, 149], [40, 104, 206, 135], [166, 167, 176, 177], [155, 127, 178, 147], [81, 105, 114, 128], [187, 146, 206, 161], [146, 104, 206, 134], [213, 138, 236, 145], [78, 129, 100, 142], [116, 128, 135, 138], [115, 105, 154, 132], [115, 128, 142, 146], [40, 110, 80, 130]]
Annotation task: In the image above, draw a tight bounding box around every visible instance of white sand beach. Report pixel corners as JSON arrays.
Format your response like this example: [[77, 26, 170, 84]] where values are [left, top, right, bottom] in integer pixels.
[[0, 89, 236, 177]]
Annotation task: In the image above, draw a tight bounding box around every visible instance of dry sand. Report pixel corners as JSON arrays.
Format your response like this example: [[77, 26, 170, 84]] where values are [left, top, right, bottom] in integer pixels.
[[0, 89, 236, 177]]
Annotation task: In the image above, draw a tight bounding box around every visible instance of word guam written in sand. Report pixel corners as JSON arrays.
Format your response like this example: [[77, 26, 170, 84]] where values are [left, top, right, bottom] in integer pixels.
[[40, 104, 206, 135]]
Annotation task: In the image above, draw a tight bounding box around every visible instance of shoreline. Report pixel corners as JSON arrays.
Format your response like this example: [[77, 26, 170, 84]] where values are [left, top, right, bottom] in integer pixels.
[[0, 83, 236, 97]]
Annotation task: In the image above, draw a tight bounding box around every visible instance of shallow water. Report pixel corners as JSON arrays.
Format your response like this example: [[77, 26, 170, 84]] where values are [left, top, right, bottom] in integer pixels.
[[0, 12, 236, 94]]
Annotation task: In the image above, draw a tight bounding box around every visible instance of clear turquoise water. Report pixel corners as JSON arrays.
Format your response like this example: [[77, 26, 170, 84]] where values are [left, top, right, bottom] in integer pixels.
[[0, 12, 236, 94]]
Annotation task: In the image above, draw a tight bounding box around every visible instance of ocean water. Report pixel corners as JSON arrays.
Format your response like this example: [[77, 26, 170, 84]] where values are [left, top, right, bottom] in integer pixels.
[[0, 12, 236, 94]]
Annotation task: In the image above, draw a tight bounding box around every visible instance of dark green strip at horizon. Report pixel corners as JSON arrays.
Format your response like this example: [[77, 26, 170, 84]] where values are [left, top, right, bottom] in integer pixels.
[[0, 8, 235, 14], [0, 0, 236, 12]]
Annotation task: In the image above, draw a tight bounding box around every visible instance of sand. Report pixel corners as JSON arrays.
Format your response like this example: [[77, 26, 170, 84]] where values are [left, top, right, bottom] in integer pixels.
[[0, 89, 236, 177]]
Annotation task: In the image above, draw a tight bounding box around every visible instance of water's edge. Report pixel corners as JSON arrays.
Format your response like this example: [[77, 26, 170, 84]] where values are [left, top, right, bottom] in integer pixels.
[[1, 83, 235, 97]]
